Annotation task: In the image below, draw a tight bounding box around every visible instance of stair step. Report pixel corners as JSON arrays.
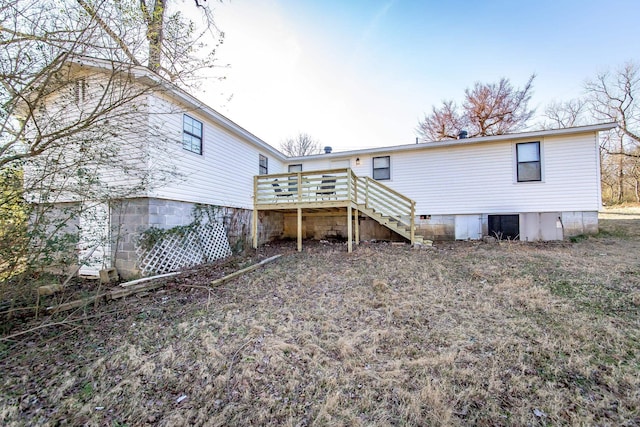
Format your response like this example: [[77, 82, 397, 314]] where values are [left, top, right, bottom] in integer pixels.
[[359, 205, 428, 246]]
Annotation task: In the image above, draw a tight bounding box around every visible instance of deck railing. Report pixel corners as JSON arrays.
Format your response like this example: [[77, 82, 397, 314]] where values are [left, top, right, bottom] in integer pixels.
[[255, 168, 353, 205], [254, 168, 416, 240]]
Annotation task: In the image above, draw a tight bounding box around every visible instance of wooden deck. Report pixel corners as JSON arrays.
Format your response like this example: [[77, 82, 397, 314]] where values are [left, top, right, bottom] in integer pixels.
[[253, 168, 426, 252]]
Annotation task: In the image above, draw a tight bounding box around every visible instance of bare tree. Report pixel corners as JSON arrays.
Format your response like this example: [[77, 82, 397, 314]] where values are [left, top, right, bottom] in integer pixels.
[[586, 62, 640, 155], [586, 62, 640, 203], [279, 133, 322, 157], [0, 0, 225, 288], [540, 98, 588, 129], [417, 101, 465, 142], [417, 75, 535, 141]]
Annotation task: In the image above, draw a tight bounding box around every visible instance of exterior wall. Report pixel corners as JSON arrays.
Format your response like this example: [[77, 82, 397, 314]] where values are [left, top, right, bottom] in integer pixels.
[[111, 198, 283, 278], [23, 70, 153, 205], [30, 202, 82, 275], [293, 131, 602, 242], [519, 212, 564, 241], [293, 132, 602, 216], [415, 215, 455, 241], [561, 211, 599, 236], [110, 198, 151, 276], [146, 94, 285, 209]]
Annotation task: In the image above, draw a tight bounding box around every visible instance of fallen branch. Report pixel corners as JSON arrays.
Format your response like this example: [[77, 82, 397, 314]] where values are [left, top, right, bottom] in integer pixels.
[[210, 254, 282, 287], [0, 312, 110, 342], [46, 292, 110, 313], [108, 280, 168, 299], [45, 273, 180, 314], [119, 272, 182, 288], [43, 255, 282, 315]]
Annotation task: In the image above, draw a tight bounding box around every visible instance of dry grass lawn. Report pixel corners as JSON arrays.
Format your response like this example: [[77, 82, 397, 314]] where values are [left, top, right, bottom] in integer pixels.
[[1, 209, 639, 426]]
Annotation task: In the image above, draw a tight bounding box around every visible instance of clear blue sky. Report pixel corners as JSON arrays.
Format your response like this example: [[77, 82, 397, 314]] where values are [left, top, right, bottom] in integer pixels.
[[203, 0, 639, 151]]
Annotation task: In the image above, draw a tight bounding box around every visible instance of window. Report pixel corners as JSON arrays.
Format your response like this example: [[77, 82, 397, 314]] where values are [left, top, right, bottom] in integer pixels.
[[183, 115, 203, 154], [288, 164, 302, 172], [516, 142, 541, 182], [74, 79, 87, 103], [373, 156, 390, 180], [259, 154, 268, 175], [488, 215, 520, 240]]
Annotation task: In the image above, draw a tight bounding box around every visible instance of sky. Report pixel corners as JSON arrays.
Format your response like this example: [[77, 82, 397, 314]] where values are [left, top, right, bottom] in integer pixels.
[[196, 0, 640, 152]]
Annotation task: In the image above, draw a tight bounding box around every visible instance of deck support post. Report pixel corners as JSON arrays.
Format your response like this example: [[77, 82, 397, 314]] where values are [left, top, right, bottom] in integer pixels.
[[252, 208, 258, 249], [297, 207, 302, 252], [252, 177, 259, 249], [410, 201, 415, 245], [354, 207, 359, 245], [347, 205, 353, 253]]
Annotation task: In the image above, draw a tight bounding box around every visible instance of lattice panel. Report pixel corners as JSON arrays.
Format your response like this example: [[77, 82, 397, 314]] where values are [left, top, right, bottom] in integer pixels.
[[136, 223, 232, 275]]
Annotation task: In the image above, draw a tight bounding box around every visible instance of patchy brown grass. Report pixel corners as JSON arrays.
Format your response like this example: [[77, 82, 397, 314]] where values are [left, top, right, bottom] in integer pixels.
[[2, 215, 640, 426]]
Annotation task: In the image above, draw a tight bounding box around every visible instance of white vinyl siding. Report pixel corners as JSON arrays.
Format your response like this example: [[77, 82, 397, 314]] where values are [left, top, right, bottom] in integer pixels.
[[392, 134, 600, 215], [296, 132, 601, 215], [24, 74, 152, 203], [147, 94, 284, 209]]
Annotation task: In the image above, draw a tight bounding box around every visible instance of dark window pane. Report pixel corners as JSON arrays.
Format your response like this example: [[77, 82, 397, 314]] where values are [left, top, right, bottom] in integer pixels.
[[259, 155, 268, 174], [518, 162, 541, 181], [488, 215, 520, 240], [373, 168, 390, 180], [182, 115, 203, 154]]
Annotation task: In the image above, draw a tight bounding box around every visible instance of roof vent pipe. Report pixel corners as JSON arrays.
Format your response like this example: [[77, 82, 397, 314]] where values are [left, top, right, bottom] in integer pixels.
[[458, 130, 468, 139], [324, 146, 332, 154]]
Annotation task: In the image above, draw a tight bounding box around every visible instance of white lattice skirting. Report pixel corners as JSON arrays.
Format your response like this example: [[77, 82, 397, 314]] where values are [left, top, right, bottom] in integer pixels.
[[136, 223, 232, 275]]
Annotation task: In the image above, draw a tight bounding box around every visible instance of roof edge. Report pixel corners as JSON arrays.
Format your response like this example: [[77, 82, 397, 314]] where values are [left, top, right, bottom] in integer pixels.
[[288, 122, 618, 161]]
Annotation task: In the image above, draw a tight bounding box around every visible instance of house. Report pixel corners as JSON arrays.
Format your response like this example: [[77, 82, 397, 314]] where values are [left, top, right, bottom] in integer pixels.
[[280, 123, 615, 244], [23, 57, 616, 278]]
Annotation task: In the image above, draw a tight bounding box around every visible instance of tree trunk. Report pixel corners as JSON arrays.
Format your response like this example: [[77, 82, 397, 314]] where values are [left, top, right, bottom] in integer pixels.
[[147, 0, 167, 72], [617, 136, 625, 203]]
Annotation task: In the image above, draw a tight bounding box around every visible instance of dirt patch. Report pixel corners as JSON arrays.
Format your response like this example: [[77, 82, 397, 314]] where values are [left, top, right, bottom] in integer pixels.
[[1, 228, 640, 425]]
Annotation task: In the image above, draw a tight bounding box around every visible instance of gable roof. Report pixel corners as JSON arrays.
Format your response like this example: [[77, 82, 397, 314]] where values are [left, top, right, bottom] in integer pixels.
[[287, 123, 618, 161]]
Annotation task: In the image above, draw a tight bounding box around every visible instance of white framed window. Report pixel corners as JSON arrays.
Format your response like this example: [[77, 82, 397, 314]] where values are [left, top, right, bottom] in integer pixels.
[[373, 156, 390, 180], [259, 154, 268, 175], [516, 142, 541, 182], [183, 114, 203, 154], [74, 78, 87, 103], [288, 164, 302, 172]]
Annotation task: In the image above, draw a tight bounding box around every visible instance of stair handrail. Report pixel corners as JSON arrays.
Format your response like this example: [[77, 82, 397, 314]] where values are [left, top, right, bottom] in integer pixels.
[[354, 175, 416, 229]]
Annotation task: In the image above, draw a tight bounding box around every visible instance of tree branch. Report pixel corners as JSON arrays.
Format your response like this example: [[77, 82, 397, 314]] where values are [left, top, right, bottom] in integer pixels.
[[75, 0, 141, 66]]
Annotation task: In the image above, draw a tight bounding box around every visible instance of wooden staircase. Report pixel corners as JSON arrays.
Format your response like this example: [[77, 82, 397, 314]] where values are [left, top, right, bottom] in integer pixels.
[[352, 175, 431, 245], [357, 205, 430, 245]]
